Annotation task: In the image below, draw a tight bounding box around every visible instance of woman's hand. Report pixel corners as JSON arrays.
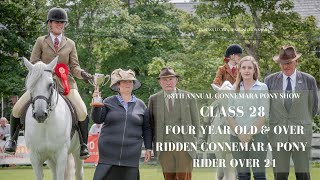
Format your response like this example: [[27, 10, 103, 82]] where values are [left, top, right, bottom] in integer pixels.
[[144, 149, 152, 163], [245, 134, 254, 142], [237, 133, 251, 144], [92, 89, 100, 98]]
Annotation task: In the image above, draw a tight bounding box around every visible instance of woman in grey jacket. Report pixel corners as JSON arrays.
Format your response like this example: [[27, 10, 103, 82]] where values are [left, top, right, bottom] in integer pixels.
[[91, 69, 152, 180]]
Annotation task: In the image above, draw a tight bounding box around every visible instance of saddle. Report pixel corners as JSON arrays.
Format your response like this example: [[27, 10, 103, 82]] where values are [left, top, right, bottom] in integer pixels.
[[20, 93, 78, 140]]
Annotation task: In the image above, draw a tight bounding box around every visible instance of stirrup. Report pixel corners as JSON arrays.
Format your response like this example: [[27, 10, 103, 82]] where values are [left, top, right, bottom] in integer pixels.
[[80, 153, 90, 160], [80, 144, 90, 160], [4, 140, 17, 155]]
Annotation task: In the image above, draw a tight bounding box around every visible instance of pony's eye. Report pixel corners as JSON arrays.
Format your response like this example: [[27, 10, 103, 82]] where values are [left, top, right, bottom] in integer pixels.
[[48, 83, 54, 89]]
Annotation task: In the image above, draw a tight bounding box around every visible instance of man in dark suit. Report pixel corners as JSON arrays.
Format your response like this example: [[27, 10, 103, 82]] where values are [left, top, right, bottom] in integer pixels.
[[148, 67, 200, 180], [265, 45, 318, 180]]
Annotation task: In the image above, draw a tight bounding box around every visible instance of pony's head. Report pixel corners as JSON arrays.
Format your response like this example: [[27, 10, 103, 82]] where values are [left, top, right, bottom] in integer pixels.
[[23, 56, 58, 123]]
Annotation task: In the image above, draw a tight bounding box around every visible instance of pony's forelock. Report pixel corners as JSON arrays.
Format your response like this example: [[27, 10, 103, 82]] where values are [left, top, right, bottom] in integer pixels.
[[26, 62, 47, 91]]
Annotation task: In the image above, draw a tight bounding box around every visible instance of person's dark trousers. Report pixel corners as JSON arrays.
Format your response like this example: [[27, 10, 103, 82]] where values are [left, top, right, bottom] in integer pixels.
[[4, 113, 21, 154], [78, 115, 90, 159], [230, 133, 268, 180], [272, 147, 310, 180]]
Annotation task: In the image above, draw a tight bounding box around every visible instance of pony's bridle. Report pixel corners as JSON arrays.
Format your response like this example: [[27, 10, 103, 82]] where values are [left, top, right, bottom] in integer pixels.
[[31, 70, 59, 114]]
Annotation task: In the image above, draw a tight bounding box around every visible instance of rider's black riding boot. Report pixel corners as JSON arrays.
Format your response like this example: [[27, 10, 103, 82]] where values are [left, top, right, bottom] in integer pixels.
[[4, 114, 21, 155], [78, 115, 90, 159]]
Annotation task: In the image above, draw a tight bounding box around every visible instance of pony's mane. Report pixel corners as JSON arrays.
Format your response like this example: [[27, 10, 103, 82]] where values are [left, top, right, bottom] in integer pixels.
[[26, 61, 47, 91]]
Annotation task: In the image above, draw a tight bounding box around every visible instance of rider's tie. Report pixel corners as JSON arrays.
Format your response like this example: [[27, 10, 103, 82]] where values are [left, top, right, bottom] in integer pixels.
[[54, 37, 59, 52]]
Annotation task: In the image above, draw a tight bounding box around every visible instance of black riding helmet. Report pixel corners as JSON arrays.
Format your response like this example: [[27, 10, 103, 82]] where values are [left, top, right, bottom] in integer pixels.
[[225, 44, 243, 58], [47, 7, 68, 23]]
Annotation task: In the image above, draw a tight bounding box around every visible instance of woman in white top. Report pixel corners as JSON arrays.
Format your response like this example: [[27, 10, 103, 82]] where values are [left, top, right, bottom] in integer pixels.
[[226, 56, 269, 180]]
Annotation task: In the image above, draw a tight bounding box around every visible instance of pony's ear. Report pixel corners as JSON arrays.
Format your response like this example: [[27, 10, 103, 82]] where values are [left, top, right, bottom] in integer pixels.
[[23, 57, 33, 71], [47, 56, 59, 71]]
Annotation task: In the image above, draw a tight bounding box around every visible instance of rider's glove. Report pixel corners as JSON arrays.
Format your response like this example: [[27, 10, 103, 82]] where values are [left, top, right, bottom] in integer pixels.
[[81, 71, 93, 84]]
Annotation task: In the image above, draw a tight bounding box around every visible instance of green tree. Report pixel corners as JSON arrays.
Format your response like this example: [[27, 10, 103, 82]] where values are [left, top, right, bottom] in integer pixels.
[[196, 0, 320, 83], [94, 2, 187, 101], [0, 0, 46, 96], [0, 0, 47, 118]]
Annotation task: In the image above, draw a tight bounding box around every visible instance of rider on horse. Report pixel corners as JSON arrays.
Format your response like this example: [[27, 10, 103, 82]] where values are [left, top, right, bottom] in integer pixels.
[[5, 7, 92, 159]]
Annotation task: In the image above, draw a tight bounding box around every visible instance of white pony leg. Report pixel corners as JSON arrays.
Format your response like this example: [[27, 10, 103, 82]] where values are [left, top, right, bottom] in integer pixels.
[[215, 151, 226, 180], [69, 132, 84, 180], [224, 152, 237, 180], [216, 167, 224, 180], [73, 152, 84, 180], [30, 153, 44, 180], [47, 160, 57, 180], [56, 147, 69, 180], [64, 154, 75, 180]]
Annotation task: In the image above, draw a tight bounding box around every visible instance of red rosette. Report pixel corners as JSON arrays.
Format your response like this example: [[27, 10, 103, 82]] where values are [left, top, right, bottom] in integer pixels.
[[54, 63, 70, 95]]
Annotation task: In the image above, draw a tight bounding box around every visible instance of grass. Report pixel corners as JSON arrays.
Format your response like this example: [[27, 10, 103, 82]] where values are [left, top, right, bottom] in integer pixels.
[[0, 164, 319, 179]]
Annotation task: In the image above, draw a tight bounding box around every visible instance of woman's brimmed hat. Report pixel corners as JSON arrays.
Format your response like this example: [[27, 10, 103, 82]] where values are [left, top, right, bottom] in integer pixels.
[[110, 68, 141, 91], [273, 45, 302, 64]]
